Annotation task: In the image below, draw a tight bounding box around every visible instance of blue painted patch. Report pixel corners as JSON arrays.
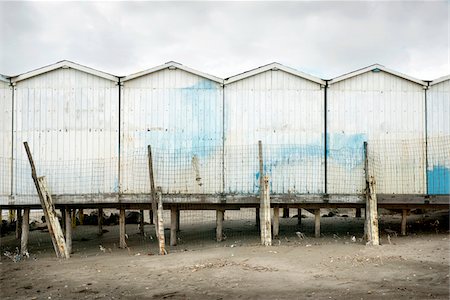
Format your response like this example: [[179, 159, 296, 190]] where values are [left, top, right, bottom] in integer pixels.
[[139, 79, 222, 158], [427, 166, 450, 195], [326, 133, 366, 168]]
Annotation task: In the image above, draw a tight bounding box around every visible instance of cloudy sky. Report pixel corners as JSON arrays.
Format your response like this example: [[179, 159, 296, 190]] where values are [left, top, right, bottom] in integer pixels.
[[0, 1, 448, 80]]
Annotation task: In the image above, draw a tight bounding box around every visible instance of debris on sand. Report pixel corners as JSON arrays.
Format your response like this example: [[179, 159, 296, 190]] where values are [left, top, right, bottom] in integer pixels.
[[385, 229, 398, 237], [296, 232, 306, 239], [3, 248, 28, 262], [351, 236, 356, 242], [99, 245, 106, 253]]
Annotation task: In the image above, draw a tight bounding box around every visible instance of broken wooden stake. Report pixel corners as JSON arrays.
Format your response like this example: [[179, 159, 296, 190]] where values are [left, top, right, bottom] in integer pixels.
[[20, 208, 30, 255], [119, 208, 127, 248], [24, 142, 69, 259], [156, 187, 166, 255]]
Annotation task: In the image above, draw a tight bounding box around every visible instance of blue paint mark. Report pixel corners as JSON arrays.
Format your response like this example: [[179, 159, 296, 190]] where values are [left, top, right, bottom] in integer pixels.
[[427, 166, 450, 195], [327, 133, 366, 168], [138, 79, 222, 158]]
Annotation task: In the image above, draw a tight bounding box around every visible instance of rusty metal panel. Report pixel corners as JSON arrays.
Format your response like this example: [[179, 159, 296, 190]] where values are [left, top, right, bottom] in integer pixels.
[[224, 69, 325, 194], [427, 78, 450, 194], [120, 68, 224, 194], [327, 70, 426, 194], [0, 80, 12, 204], [12, 68, 119, 205]]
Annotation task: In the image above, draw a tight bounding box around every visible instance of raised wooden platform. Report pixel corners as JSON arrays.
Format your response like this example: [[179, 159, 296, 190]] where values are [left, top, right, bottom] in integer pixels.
[[1, 193, 448, 210]]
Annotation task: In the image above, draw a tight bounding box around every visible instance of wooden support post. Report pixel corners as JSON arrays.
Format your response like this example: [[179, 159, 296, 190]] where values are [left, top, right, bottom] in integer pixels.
[[364, 142, 379, 246], [21, 208, 30, 255], [314, 209, 321, 238], [78, 209, 84, 225], [61, 209, 66, 235], [156, 187, 166, 255], [98, 208, 103, 236], [255, 207, 260, 228], [71, 210, 76, 228], [401, 209, 408, 236], [356, 208, 362, 218], [283, 208, 289, 218], [170, 206, 177, 246], [148, 145, 159, 238], [65, 207, 72, 254], [216, 209, 224, 242], [176, 209, 180, 232], [139, 209, 145, 236], [297, 208, 302, 226], [9, 209, 15, 223], [149, 210, 154, 225], [273, 206, 280, 238], [24, 140, 69, 258], [119, 209, 127, 248], [16, 209, 22, 239]]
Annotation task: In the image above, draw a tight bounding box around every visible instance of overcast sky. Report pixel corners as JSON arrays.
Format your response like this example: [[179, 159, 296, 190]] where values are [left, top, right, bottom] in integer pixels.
[[0, 1, 448, 80]]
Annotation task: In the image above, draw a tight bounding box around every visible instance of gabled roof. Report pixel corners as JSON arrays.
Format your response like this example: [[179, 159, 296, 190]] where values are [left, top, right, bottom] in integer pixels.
[[224, 62, 325, 86], [122, 61, 223, 84], [430, 74, 450, 86], [328, 64, 427, 87], [0, 74, 9, 84], [11, 60, 118, 83]]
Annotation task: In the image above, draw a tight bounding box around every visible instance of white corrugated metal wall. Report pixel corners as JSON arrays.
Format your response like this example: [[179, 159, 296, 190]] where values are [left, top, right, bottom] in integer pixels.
[[427, 77, 450, 194], [12, 68, 119, 204], [224, 69, 325, 194], [327, 70, 426, 194], [0, 78, 12, 205], [121, 68, 223, 194]]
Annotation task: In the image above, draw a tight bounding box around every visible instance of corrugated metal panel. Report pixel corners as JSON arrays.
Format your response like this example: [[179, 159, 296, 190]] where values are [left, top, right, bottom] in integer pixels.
[[427, 78, 450, 194], [121, 68, 223, 194], [0, 80, 12, 204], [224, 69, 324, 194], [327, 70, 426, 194], [13, 68, 119, 204]]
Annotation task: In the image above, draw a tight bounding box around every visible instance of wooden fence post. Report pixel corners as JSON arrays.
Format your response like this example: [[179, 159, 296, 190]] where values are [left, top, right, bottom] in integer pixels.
[[364, 142, 379, 246], [98, 208, 103, 236], [20, 208, 30, 255], [273, 206, 280, 238], [314, 209, 321, 238], [260, 176, 272, 246], [156, 187, 166, 255], [170, 206, 177, 246], [65, 207, 72, 254], [216, 209, 224, 242], [15, 209, 22, 240]]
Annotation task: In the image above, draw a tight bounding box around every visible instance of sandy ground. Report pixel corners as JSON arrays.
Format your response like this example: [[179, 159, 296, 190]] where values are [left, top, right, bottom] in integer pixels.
[[0, 209, 449, 299]]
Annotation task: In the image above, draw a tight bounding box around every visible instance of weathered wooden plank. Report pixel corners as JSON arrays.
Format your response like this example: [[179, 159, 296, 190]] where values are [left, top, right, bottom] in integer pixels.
[[314, 209, 321, 238], [401, 209, 408, 236], [364, 142, 379, 246], [148, 145, 159, 239]]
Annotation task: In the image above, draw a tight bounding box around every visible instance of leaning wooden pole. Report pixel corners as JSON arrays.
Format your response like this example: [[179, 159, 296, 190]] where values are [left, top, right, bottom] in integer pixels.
[[148, 145, 159, 238], [364, 142, 379, 246], [24, 142, 69, 258]]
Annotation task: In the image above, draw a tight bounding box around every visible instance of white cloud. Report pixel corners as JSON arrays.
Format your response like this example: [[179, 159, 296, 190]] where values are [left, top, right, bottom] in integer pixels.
[[0, 1, 448, 80]]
